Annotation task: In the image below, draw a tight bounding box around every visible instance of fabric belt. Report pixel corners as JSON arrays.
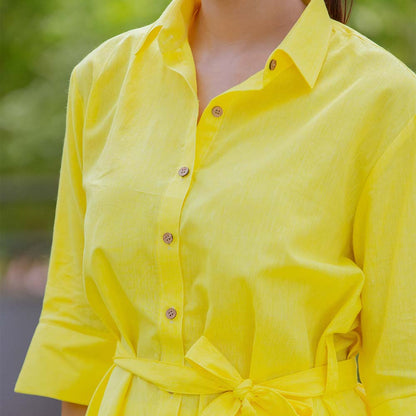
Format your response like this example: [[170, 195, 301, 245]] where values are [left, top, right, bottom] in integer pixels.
[[108, 335, 360, 416]]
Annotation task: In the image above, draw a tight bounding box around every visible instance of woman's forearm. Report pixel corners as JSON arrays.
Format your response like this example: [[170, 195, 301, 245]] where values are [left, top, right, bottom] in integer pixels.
[[61, 401, 88, 416]]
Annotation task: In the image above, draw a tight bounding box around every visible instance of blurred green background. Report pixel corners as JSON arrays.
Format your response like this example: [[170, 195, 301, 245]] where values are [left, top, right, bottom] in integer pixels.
[[0, 0, 415, 294]]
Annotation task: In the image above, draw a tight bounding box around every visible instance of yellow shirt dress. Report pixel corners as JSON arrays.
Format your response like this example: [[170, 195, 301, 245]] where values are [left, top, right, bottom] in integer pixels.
[[14, 0, 416, 414]]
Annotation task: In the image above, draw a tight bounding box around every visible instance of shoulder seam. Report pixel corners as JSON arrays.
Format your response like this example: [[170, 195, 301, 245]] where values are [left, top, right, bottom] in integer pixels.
[[74, 23, 156, 87], [352, 112, 416, 223], [330, 20, 416, 82]]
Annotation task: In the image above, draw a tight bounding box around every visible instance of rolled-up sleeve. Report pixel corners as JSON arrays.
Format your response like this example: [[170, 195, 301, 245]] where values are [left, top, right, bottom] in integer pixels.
[[14, 65, 117, 406], [353, 114, 416, 415]]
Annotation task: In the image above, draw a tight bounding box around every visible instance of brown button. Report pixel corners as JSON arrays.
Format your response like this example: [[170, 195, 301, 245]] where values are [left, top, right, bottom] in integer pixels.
[[211, 105, 223, 117], [269, 58, 277, 70], [165, 307, 177, 320], [178, 166, 190, 177], [163, 232, 173, 244]]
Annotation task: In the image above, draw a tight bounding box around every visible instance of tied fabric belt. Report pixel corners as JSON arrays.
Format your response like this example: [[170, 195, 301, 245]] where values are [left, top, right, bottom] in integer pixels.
[[106, 335, 359, 416], [105, 335, 360, 416]]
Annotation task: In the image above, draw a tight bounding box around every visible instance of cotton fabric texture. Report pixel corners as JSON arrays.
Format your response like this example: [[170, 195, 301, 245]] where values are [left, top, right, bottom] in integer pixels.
[[14, 0, 416, 414]]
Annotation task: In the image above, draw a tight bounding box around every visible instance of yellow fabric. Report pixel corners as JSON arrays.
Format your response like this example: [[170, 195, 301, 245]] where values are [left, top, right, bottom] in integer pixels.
[[109, 336, 359, 416], [14, 0, 416, 414]]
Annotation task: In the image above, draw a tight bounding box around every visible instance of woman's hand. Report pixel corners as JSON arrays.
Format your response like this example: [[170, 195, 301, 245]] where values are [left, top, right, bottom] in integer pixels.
[[61, 401, 88, 416]]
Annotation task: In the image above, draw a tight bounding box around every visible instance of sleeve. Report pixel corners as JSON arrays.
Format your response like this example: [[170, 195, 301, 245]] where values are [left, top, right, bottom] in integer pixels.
[[352, 114, 416, 415], [14, 65, 118, 406]]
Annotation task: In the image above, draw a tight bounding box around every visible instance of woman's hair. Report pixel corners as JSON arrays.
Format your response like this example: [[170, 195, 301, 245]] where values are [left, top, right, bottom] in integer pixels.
[[325, 0, 353, 24]]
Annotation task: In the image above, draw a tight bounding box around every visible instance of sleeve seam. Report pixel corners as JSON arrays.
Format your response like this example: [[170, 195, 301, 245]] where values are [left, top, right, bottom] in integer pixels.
[[71, 65, 87, 168], [357, 112, 415, 202], [69, 64, 88, 210], [352, 113, 415, 229], [351, 112, 416, 267], [71, 65, 86, 115]]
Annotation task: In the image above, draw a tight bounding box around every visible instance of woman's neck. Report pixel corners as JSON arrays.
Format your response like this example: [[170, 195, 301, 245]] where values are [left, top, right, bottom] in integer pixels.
[[191, 0, 308, 53]]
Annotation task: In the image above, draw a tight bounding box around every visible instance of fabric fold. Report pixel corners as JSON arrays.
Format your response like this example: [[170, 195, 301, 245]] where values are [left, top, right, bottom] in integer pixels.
[[108, 334, 359, 416]]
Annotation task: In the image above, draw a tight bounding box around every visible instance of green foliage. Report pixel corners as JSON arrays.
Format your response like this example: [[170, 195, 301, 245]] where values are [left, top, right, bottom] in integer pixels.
[[349, 0, 416, 71], [0, 0, 168, 174]]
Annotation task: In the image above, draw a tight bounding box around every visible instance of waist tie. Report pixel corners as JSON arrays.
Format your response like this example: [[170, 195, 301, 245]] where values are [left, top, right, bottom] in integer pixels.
[[112, 335, 359, 416]]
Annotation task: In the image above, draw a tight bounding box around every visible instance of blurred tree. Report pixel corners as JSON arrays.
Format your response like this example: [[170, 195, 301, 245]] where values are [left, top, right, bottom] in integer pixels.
[[349, 0, 416, 71]]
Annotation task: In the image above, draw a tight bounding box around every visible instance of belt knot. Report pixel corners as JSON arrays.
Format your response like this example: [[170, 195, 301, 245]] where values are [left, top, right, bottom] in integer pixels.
[[233, 378, 254, 401], [111, 335, 359, 416]]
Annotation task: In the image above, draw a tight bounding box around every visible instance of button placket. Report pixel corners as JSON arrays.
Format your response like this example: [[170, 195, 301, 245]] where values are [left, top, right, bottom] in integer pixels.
[[155, 129, 197, 368], [154, 36, 225, 416], [155, 37, 227, 368], [194, 100, 227, 170]]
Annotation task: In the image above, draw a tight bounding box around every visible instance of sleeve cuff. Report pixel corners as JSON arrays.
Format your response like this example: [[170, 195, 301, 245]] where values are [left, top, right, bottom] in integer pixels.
[[14, 320, 117, 405], [371, 394, 416, 416]]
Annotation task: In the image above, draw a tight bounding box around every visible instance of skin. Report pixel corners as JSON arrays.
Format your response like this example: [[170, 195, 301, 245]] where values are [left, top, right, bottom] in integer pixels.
[[61, 0, 306, 414], [61, 401, 88, 416], [189, 0, 307, 123]]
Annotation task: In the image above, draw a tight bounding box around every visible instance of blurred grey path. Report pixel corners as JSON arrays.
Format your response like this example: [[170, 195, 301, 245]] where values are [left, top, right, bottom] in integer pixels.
[[0, 293, 60, 416]]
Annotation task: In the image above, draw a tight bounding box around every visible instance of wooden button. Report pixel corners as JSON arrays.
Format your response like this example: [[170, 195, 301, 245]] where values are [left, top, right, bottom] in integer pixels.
[[178, 166, 190, 177], [269, 58, 277, 70], [163, 232, 173, 244], [211, 105, 223, 117], [166, 307, 177, 320]]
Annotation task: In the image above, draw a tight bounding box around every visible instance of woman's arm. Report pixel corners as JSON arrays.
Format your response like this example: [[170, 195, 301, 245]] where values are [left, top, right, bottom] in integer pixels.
[[352, 113, 416, 413], [61, 401, 88, 416]]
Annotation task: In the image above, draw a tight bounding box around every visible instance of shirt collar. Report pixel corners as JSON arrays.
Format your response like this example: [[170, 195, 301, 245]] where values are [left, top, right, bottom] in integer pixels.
[[134, 0, 333, 89]]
